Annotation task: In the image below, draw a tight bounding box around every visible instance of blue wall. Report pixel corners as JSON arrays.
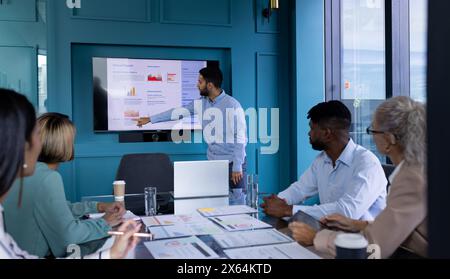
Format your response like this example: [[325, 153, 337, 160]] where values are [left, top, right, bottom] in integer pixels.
[[44, 0, 293, 201], [0, 0, 46, 107], [293, 0, 325, 178]]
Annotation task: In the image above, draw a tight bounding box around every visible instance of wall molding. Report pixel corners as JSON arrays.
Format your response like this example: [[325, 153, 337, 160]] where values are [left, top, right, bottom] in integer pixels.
[[256, 51, 279, 108], [160, 0, 232, 27], [0, 0, 37, 22], [71, 0, 151, 23]]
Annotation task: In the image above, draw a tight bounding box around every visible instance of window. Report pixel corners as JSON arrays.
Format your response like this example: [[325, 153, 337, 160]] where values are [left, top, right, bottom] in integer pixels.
[[410, 0, 428, 103], [341, 0, 386, 160], [38, 54, 47, 114], [326, 0, 428, 159]]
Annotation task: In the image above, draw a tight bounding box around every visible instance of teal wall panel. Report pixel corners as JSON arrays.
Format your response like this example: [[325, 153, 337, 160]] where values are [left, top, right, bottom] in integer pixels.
[[256, 52, 280, 194], [160, 0, 232, 26], [72, 0, 151, 22], [74, 156, 123, 199], [0, 0, 46, 108], [0, 0, 36, 22], [293, 0, 325, 179], [0, 46, 37, 104]]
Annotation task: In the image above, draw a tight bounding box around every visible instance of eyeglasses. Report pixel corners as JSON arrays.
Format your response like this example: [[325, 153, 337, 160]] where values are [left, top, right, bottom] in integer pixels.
[[366, 126, 385, 135]]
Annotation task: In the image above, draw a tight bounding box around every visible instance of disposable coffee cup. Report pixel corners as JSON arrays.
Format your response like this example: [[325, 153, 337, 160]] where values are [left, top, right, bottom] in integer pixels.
[[335, 233, 368, 259], [113, 180, 126, 202]]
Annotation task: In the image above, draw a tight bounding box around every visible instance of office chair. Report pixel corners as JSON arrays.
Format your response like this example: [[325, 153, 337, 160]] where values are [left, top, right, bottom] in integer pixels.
[[115, 153, 174, 214]]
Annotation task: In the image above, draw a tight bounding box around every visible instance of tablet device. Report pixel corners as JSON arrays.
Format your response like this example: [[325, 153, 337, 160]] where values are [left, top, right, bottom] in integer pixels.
[[288, 210, 325, 231]]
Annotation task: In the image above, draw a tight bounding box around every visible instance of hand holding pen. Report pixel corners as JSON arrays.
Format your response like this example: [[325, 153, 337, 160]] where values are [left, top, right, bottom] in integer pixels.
[[109, 220, 143, 259]]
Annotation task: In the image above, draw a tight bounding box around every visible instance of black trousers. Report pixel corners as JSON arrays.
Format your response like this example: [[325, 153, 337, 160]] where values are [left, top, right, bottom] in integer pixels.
[[228, 159, 247, 190]]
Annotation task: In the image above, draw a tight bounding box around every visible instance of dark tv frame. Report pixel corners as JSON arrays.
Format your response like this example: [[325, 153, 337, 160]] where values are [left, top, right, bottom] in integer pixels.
[[92, 56, 220, 142]]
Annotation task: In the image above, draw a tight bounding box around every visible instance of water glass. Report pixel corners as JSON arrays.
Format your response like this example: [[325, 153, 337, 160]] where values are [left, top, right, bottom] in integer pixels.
[[144, 187, 157, 216], [251, 174, 259, 209], [246, 174, 259, 209]]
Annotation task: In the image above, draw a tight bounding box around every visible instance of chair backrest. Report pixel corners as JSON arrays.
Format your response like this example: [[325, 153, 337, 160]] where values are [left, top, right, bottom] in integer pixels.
[[115, 153, 174, 194], [382, 164, 396, 191]]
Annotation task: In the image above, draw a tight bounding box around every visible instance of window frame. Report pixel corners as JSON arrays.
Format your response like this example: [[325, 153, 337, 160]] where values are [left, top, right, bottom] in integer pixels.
[[325, 0, 414, 101]]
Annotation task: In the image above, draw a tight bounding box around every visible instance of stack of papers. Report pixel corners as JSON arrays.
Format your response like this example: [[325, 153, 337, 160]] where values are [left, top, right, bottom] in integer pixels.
[[209, 214, 272, 232], [141, 213, 207, 227], [197, 205, 257, 217], [223, 242, 322, 259], [88, 210, 141, 221], [144, 236, 220, 259], [142, 213, 225, 240], [149, 222, 224, 240], [212, 229, 293, 249]]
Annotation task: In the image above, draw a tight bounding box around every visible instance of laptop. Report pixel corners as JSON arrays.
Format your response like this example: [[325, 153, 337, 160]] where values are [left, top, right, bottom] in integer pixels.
[[173, 160, 229, 199]]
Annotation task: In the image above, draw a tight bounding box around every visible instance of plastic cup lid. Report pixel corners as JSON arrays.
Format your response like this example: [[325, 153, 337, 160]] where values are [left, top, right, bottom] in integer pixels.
[[334, 233, 368, 249], [113, 180, 126, 185]]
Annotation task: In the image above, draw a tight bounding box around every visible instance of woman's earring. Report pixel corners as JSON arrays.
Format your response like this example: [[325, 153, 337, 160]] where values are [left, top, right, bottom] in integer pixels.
[[23, 164, 28, 169]]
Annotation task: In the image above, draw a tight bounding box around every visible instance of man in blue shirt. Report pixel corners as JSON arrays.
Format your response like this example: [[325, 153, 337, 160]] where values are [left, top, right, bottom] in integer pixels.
[[135, 67, 247, 189], [261, 101, 387, 221]]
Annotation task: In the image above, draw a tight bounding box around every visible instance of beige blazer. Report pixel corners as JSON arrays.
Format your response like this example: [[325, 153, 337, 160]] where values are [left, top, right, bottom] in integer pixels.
[[314, 164, 428, 259]]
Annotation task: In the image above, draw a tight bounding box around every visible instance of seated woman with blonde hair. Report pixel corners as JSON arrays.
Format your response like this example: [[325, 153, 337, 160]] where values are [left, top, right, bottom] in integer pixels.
[[289, 96, 427, 259], [3, 112, 126, 258]]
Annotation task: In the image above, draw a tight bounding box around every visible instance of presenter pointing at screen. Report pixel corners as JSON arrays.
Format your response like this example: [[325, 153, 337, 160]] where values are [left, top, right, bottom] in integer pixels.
[[134, 67, 247, 189]]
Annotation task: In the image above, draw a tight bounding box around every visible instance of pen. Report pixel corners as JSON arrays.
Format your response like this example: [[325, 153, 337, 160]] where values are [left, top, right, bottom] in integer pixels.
[[108, 231, 154, 239]]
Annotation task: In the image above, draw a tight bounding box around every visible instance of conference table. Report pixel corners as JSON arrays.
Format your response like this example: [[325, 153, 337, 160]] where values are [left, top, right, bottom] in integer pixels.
[[81, 193, 329, 259]]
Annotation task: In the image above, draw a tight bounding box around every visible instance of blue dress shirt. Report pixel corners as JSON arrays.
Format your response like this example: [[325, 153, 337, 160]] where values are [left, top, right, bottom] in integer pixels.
[[151, 91, 247, 172], [278, 139, 387, 221]]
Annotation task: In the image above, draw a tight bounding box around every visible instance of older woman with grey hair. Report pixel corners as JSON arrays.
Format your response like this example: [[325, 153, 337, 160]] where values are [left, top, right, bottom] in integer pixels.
[[289, 96, 427, 259]]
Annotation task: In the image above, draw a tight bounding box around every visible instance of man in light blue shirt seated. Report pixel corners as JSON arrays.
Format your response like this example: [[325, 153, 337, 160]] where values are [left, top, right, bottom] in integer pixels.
[[261, 101, 387, 221], [134, 67, 247, 190]]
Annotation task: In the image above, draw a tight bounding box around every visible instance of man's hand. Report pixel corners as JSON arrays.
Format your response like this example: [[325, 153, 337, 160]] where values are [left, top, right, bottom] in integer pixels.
[[320, 214, 368, 232], [103, 212, 124, 227], [288, 221, 317, 246], [231, 171, 243, 185], [110, 220, 142, 259], [260, 194, 293, 218], [132, 117, 151, 128], [98, 202, 126, 216]]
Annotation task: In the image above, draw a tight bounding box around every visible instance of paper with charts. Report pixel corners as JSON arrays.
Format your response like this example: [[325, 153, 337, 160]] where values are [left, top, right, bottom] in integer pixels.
[[209, 214, 271, 232], [197, 205, 258, 217], [224, 242, 322, 259], [149, 222, 225, 240], [144, 236, 220, 259], [141, 213, 207, 227], [212, 229, 293, 249]]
